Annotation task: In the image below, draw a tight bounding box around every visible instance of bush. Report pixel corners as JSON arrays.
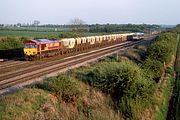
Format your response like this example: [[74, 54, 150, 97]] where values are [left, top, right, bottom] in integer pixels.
[[0, 37, 23, 50], [147, 41, 171, 63], [75, 61, 156, 119], [0, 37, 24, 59], [36, 75, 82, 103], [143, 58, 164, 80]]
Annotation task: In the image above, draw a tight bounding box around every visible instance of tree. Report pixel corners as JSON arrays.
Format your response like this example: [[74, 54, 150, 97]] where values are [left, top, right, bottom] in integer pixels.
[[17, 23, 21, 27], [33, 20, 40, 26], [33, 20, 40, 31], [69, 18, 88, 33]]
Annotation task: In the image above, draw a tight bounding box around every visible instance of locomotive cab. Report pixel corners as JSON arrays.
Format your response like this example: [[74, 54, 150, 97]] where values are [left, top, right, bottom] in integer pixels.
[[24, 42, 38, 60]]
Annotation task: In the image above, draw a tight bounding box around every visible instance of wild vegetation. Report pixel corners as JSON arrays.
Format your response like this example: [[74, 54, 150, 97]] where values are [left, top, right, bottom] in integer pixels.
[[0, 37, 24, 59]]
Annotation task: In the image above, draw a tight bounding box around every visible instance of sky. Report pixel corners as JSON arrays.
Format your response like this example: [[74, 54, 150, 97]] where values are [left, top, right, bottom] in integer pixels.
[[0, 0, 180, 25]]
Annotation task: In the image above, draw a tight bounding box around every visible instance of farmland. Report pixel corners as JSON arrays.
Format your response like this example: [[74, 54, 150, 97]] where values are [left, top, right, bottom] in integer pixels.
[[0, 30, 60, 38]]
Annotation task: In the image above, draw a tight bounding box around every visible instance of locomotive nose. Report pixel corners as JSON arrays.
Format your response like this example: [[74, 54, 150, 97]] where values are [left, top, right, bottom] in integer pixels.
[[24, 48, 37, 56]]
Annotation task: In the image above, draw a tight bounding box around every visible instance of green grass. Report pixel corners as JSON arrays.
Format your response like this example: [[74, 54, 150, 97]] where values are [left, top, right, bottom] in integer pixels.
[[0, 26, 70, 32], [175, 35, 180, 120], [0, 30, 61, 37], [155, 34, 179, 120], [175, 35, 180, 72], [175, 72, 180, 120], [155, 73, 175, 120], [0, 88, 56, 120], [0, 29, 103, 38]]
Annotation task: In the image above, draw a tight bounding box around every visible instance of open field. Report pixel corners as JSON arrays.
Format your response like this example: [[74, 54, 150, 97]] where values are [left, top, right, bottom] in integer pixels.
[[0, 30, 102, 38], [0, 30, 61, 38]]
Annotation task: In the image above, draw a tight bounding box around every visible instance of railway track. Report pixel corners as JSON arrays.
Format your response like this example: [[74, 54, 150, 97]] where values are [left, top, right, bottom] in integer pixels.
[[0, 41, 130, 80], [0, 42, 129, 75], [0, 39, 152, 94], [0, 61, 24, 67], [0, 61, 34, 75]]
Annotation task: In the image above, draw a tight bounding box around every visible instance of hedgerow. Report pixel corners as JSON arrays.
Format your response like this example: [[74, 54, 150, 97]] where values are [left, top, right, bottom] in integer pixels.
[[143, 32, 178, 80], [0, 37, 24, 59], [0, 37, 23, 50]]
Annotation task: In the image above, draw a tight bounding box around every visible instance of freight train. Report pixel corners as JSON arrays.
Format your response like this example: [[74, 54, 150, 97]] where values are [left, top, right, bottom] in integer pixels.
[[24, 33, 144, 60]]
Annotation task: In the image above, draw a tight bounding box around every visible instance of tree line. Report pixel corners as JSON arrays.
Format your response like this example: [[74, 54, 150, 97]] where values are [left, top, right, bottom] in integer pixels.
[[0, 19, 160, 34]]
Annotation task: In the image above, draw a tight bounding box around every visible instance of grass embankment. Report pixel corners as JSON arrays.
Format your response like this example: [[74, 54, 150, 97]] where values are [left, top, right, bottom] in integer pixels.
[[167, 34, 180, 120], [0, 75, 121, 120], [0, 32, 178, 120], [153, 34, 179, 120], [175, 35, 180, 119], [154, 61, 176, 120]]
